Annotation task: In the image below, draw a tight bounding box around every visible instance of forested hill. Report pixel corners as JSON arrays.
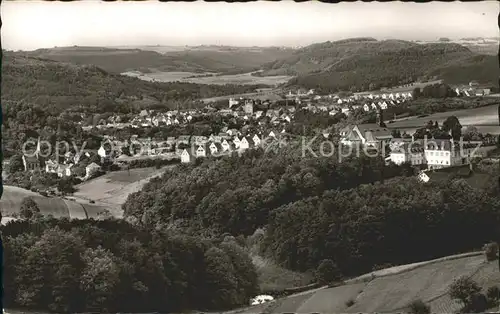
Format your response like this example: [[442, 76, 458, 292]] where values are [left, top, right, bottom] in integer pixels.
[[257, 38, 496, 93], [123, 141, 500, 282], [1, 52, 268, 115]]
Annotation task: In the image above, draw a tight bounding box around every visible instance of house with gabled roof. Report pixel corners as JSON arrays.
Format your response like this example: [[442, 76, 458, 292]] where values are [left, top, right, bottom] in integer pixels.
[[180, 148, 195, 163], [239, 136, 255, 150], [233, 136, 241, 148], [340, 123, 392, 148], [252, 134, 261, 146], [371, 103, 378, 110], [221, 139, 232, 152], [363, 104, 370, 112]]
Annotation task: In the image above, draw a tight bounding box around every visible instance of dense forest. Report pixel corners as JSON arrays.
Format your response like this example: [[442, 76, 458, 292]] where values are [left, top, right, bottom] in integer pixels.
[[123, 141, 500, 284], [2, 218, 258, 313], [123, 142, 415, 235], [2, 53, 269, 115]]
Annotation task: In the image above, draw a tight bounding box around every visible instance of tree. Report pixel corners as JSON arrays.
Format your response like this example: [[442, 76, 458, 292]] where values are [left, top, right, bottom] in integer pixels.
[[80, 246, 120, 312], [442, 116, 462, 140], [407, 299, 430, 314], [58, 177, 76, 195], [316, 259, 341, 285], [412, 87, 421, 99], [8, 154, 25, 173], [449, 276, 482, 308], [20, 197, 41, 220]]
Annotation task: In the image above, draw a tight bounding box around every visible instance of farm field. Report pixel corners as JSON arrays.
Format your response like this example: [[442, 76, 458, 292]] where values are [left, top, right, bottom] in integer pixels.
[[73, 166, 170, 217], [387, 103, 500, 134], [122, 70, 293, 86], [0, 185, 108, 220], [243, 253, 497, 314]]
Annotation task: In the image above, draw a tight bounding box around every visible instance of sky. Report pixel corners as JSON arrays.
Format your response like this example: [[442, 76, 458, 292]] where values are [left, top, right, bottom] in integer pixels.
[[2, 1, 498, 51]]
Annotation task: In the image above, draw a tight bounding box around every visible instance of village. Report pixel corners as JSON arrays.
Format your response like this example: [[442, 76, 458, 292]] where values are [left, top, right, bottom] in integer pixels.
[[16, 79, 496, 189]]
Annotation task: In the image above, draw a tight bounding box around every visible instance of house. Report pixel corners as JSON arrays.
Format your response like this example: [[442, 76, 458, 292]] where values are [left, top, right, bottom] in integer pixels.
[[244, 100, 254, 115], [196, 144, 208, 158], [255, 111, 264, 119], [45, 160, 59, 174], [209, 142, 224, 155], [340, 123, 392, 148], [424, 139, 461, 170], [57, 163, 73, 178], [22, 137, 45, 172], [418, 171, 430, 183], [85, 162, 101, 178], [389, 139, 425, 166], [227, 129, 240, 137], [229, 98, 240, 108], [252, 134, 261, 146], [239, 137, 254, 150], [268, 131, 277, 138], [221, 139, 232, 152], [380, 101, 388, 110], [180, 149, 195, 163], [363, 104, 370, 112], [233, 136, 241, 148], [177, 135, 191, 145], [371, 103, 377, 110]]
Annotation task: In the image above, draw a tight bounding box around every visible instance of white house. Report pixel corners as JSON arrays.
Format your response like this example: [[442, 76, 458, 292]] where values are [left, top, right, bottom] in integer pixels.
[[371, 103, 377, 110], [380, 101, 388, 110], [418, 171, 430, 183], [196, 145, 207, 158], [252, 134, 261, 146], [363, 104, 370, 112], [180, 149, 194, 163], [233, 137, 241, 148], [268, 131, 276, 138], [221, 139, 231, 152]]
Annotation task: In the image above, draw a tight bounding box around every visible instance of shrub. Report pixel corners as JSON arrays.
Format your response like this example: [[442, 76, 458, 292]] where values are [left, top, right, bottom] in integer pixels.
[[487, 286, 500, 301], [316, 259, 341, 285], [484, 242, 498, 261], [464, 293, 488, 313], [345, 298, 355, 307], [407, 299, 431, 314], [449, 276, 482, 308]]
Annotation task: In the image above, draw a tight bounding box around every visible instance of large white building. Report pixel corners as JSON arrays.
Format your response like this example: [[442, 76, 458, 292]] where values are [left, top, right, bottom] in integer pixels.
[[389, 138, 481, 169]]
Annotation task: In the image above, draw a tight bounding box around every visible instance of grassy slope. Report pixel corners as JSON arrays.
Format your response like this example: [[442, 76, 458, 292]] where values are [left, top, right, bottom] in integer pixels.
[[23, 46, 296, 74], [0, 185, 108, 219], [73, 167, 168, 217], [261, 254, 495, 314]]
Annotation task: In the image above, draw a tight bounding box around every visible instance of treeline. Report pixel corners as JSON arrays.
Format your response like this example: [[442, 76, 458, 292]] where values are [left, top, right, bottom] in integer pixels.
[[2, 218, 258, 313], [261, 175, 500, 276], [123, 143, 415, 236]]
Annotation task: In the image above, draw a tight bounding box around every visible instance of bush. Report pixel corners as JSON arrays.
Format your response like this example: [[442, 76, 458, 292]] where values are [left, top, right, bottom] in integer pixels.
[[449, 276, 482, 308], [487, 286, 500, 301], [463, 293, 488, 313], [345, 298, 355, 307], [484, 242, 498, 261], [316, 259, 341, 285], [407, 299, 431, 314]]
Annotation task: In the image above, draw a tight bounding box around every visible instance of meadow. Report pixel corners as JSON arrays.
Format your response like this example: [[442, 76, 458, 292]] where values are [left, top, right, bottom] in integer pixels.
[[230, 252, 496, 314], [0, 185, 108, 220], [122, 70, 293, 86], [387, 103, 500, 134], [73, 166, 168, 217]]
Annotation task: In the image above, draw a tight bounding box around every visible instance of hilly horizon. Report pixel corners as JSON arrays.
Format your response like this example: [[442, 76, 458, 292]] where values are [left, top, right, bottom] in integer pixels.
[[257, 37, 497, 92], [7, 36, 497, 94]]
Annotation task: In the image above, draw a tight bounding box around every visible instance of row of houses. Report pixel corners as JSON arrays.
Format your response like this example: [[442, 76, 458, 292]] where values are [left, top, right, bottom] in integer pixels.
[[339, 119, 492, 171]]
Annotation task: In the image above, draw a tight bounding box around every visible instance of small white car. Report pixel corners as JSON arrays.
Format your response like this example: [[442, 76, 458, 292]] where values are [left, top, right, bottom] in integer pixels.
[[250, 294, 274, 306]]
